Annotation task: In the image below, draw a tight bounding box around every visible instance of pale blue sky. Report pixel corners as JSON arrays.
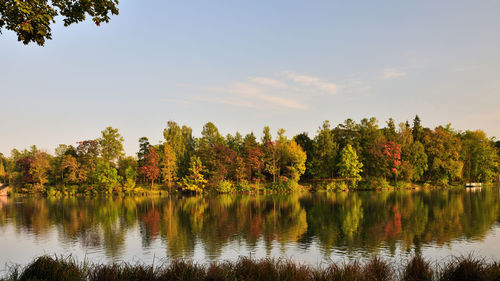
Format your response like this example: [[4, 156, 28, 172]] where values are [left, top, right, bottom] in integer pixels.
[[1, 0, 500, 155]]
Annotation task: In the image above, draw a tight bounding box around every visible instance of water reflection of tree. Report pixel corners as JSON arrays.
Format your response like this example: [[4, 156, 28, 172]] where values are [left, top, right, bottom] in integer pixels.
[[301, 188, 500, 256], [0, 187, 499, 261]]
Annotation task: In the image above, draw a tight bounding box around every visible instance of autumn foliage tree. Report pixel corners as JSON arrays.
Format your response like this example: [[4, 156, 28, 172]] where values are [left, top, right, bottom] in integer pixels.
[[242, 133, 263, 182], [161, 143, 177, 190], [0, 156, 6, 182], [61, 154, 81, 185], [179, 156, 207, 193], [383, 142, 402, 181], [140, 147, 160, 189], [2, 117, 499, 194]]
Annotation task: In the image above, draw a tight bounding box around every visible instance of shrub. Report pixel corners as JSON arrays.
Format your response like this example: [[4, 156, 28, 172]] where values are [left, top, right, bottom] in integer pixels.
[[46, 186, 57, 197], [437, 176, 449, 186], [322, 181, 350, 191], [394, 181, 412, 189], [359, 177, 391, 190], [336, 181, 349, 191], [270, 178, 298, 192], [216, 180, 233, 193], [325, 181, 337, 191], [235, 180, 253, 192]]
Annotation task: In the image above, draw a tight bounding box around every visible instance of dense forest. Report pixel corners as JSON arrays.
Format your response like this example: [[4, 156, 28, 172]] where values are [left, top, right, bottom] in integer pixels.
[[0, 116, 499, 195]]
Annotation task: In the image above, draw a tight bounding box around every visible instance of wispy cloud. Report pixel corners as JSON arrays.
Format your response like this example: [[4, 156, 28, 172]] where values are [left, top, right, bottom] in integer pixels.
[[197, 95, 258, 109], [249, 77, 288, 89], [205, 82, 308, 110], [284, 71, 339, 94], [382, 68, 406, 79], [198, 71, 341, 111]]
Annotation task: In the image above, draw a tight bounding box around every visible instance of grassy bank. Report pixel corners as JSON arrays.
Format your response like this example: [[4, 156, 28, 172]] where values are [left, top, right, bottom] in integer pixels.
[[3, 255, 500, 281]]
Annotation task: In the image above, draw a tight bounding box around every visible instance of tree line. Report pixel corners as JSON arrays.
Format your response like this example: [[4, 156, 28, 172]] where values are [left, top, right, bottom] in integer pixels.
[[0, 116, 499, 194]]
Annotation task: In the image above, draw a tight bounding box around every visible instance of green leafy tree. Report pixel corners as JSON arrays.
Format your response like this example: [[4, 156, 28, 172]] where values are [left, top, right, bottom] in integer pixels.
[[137, 137, 151, 163], [403, 141, 428, 181], [333, 119, 361, 151], [363, 135, 389, 178], [95, 160, 122, 194], [383, 118, 398, 142], [123, 166, 137, 193], [137, 137, 151, 183], [198, 122, 225, 178], [163, 121, 194, 178], [397, 123, 428, 182], [99, 127, 124, 164], [117, 156, 137, 179], [412, 115, 424, 143], [262, 126, 272, 144], [0, 0, 119, 46], [312, 120, 338, 178], [226, 132, 243, 153], [358, 117, 383, 176], [423, 125, 463, 185], [460, 130, 499, 182], [338, 144, 363, 183], [179, 156, 207, 193]]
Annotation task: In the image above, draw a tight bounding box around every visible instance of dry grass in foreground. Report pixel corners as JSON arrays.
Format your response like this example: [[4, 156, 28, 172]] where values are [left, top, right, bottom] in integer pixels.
[[2, 254, 500, 281]]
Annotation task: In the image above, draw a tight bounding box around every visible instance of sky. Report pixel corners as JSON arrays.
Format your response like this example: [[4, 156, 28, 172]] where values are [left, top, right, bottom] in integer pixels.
[[1, 0, 500, 156]]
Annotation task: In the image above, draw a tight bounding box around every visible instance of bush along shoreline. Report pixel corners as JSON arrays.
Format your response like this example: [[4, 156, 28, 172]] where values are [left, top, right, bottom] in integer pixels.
[[3, 254, 500, 281], [1, 116, 499, 196]]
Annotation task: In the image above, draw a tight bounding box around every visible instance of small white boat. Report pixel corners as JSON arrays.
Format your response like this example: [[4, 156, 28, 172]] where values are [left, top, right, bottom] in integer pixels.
[[465, 182, 482, 188]]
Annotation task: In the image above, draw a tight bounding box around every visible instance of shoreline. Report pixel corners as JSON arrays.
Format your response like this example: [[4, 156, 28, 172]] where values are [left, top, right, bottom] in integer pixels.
[[1, 182, 489, 198]]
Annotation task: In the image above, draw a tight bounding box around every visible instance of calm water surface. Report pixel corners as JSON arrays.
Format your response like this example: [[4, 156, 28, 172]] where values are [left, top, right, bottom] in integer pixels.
[[1, 186, 500, 273]]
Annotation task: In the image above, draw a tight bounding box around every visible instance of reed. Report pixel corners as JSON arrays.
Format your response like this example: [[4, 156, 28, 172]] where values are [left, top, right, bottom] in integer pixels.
[[3, 254, 500, 281]]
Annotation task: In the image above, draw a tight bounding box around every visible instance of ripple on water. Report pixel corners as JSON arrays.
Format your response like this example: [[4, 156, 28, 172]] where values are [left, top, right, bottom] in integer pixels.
[[1, 187, 500, 268]]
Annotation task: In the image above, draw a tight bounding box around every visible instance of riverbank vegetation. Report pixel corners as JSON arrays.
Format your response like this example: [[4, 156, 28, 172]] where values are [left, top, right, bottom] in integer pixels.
[[0, 116, 498, 195], [3, 254, 500, 281]]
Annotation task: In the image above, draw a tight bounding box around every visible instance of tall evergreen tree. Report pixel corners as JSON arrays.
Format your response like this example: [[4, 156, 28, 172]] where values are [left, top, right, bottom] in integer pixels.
[[412, 115, 424, 143]]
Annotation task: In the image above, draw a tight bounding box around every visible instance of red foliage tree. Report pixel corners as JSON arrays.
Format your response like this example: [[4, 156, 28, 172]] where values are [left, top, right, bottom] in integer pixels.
[[244, 146, 263, 182], [17, 156, 34, 184], [384, 141, 402, 180], [140, 147, 160, 188]]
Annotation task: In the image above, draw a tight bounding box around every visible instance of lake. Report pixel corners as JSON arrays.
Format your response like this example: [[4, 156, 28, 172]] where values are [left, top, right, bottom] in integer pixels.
[[1, 186, 500, 274]]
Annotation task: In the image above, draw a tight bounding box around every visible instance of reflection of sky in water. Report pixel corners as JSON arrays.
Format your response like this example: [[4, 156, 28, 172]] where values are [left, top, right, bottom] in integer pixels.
[[1, 187, 500, 275], [2, 224, 500, 273]]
